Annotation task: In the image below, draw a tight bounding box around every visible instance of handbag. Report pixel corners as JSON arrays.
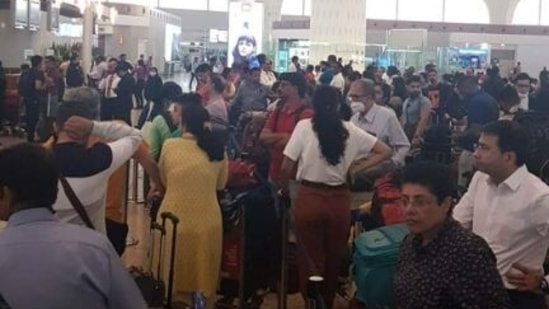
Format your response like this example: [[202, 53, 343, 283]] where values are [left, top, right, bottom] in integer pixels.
[[59, 175, 95, 230]]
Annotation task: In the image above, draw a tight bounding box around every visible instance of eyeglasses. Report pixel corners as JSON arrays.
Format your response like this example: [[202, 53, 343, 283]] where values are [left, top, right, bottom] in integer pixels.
[[348, 94, 365, 101], [400, 197, 437, 209]]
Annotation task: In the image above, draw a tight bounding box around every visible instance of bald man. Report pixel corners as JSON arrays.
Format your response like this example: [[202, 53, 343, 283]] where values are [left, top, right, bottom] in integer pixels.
[[349, 79, 410, 190]]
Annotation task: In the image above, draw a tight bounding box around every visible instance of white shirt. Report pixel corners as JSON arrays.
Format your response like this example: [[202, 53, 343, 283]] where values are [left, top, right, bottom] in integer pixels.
[[454, 166, 549, 288], [284, 119, 378, 186], [90, 61, 108, 80], [330, 72, 345, 92], [288, 62, 298, 73], [53, 122, 142, 234], [519, 95, 529, 111], [98, 74, 121, 99], [351, 104, 410, 167]]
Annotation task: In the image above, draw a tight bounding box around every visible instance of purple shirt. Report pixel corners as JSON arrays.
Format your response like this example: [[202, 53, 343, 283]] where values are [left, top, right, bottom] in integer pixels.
[[206, 96, 228, 124], [0, 208, 146, 309]]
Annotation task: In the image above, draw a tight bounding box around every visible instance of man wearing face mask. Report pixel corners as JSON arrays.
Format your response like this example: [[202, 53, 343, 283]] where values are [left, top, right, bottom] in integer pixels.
[[349, 79, 409, 190], [514, 73, 532, 111], [401, 76, 432, 146]]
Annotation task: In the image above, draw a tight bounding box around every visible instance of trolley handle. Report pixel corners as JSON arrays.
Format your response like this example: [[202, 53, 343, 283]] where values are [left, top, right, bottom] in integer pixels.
[[151, 222, 166, 235], [161, 212, 180, 225]]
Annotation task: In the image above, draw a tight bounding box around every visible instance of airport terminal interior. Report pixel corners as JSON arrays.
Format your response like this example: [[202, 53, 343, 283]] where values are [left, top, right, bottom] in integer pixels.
[[3, 0, 549, 308]]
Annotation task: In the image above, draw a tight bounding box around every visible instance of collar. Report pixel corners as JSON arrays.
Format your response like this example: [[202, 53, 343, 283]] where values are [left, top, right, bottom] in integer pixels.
[[412, 217, 456, 254], [7, 208, 57, 228], [359, 104, 379, 123], [487, 165, 529, 191]]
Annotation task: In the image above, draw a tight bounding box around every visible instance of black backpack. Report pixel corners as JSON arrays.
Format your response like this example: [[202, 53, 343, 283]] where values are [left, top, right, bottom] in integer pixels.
[[514, 112, 549, 183], [18, 71, 34, 98]]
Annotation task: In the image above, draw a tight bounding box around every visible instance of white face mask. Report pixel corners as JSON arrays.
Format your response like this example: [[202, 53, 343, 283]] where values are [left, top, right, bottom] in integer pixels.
[[350, 101, 365, 115], [509, 105, 520, 114], [149, 72, 157, 77], [518, 92, 528, 99]]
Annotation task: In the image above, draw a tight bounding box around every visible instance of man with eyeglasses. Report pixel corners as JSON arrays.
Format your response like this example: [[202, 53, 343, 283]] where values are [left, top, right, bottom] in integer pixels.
[[514, 73, 532, 111], [454, 120, 549, 309], [349, 79, 409, 190]]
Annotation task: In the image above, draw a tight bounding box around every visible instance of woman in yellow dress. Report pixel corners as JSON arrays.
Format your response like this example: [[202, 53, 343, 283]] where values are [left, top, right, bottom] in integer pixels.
[[158, 97, 227, 308]]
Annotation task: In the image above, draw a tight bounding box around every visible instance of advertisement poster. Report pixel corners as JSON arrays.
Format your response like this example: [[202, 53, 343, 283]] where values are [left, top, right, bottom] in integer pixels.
[[165, 24, 182, 61], [228, 0, 264, 67]]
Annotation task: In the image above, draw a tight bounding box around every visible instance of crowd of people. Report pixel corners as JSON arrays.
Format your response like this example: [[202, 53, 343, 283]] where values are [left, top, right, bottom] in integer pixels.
[[0, 49, 548, 309]]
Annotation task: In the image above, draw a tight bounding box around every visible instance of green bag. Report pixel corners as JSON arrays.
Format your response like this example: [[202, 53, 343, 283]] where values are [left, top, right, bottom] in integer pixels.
[[353, 224, 409, 308]]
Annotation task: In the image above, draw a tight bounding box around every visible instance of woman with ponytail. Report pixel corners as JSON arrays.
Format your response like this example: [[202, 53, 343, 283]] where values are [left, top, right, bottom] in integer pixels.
[[158, 102, 227, 308], [280, 86, 391, 308]]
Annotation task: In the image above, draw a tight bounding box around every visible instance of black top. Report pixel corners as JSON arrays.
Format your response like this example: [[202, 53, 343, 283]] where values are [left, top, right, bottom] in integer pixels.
[[394, 218, 511, 309], [66, 63, 84, 88], [52, 142, 112, 177]]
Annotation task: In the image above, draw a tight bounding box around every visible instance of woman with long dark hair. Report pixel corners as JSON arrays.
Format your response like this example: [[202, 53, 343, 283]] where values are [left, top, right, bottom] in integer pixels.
[[143, 82, 182, 161], [280, 86, 391, 308], [158, 101, 227, 308]]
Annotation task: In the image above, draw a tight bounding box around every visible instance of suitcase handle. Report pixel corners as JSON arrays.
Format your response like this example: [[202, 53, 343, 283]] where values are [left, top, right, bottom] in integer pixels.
[[161, 212, 180, 225], [149, 197, 162, 222], [151, 222, 166, 235], [159, 211, 179, 307]]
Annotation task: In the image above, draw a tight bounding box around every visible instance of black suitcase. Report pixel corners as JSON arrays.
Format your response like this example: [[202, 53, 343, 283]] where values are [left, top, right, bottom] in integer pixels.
[[130, 198, 179, 308]]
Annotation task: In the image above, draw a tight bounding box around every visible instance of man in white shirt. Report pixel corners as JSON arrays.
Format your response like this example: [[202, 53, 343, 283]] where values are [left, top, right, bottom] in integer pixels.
[[330, 62, 345, 93], [454, 120, 549, 309], [288, 56, 299, 73], [89, 56, 108, 87], [260, 59, 277, 88], [514, 73, 532, 111], [98, 58, 121, 121], [349, 79, 410, 190]]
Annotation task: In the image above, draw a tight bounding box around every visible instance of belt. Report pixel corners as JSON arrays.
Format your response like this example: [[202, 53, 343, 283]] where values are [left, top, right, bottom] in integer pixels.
[[300, 180, 348, 190]]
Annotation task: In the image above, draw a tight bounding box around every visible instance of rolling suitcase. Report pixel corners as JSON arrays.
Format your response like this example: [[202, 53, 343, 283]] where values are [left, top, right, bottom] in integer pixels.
[[130, 198, 179, 308]]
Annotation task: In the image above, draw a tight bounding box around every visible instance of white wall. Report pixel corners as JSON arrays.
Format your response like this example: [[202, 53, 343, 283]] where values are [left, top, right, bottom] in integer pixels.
[[0, 11, 81, 68], [161, 9, 227, 42], [309, 0, 367, 65]]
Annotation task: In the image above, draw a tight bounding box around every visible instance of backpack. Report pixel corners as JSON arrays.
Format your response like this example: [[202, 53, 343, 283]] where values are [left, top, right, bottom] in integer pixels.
[[364, 173, 405, 231], [353, 224, 409, 308], [513, 112, 549, 183], [18, 70, 34, 98], [421, 121, 452, 164]]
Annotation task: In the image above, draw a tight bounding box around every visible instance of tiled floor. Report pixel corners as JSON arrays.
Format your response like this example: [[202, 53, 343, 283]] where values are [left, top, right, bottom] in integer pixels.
[[121, 201, 352, 309]]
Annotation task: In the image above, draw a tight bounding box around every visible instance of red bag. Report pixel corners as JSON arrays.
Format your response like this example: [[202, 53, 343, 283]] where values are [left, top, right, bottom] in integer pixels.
[[227, 159, 257, 189], [221, 230, 241, 278], [371, 173, 404, 226]]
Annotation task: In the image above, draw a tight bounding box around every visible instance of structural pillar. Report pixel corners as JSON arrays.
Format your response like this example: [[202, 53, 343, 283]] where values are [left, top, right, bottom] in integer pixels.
[[82, 2, 95, 79], [262, 0, 283, 59], [484, 0, 519, 24], [309, 0, 367, 67]]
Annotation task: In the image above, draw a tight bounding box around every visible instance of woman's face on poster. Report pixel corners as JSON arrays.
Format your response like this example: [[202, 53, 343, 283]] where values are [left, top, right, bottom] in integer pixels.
[[238, 40, 255, 57]]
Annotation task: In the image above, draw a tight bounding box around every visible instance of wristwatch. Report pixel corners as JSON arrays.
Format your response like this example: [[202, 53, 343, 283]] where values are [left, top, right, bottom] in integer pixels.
[[540, 278, 549, 293]]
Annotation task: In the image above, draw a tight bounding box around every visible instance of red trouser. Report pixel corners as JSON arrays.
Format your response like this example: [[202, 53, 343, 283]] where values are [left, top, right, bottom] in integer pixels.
[[293, 183, 351, 308]]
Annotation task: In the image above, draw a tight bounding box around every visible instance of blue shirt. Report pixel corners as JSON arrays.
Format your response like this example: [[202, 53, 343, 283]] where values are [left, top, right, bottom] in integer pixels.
[[0, 208, 147, 309], [464, 90, 499, 128]]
